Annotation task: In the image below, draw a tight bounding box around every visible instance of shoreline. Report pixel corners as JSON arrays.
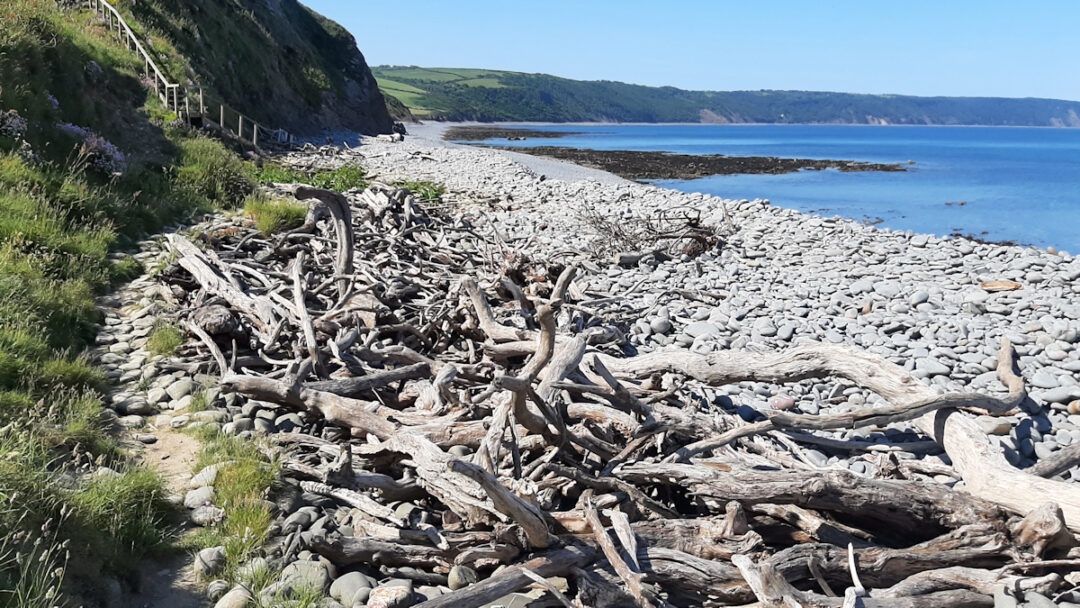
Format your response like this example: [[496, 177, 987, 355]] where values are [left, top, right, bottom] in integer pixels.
[[149, 135, 1080, 606], [404, 119, 1080, 130], [295, 133, 1079, 503]]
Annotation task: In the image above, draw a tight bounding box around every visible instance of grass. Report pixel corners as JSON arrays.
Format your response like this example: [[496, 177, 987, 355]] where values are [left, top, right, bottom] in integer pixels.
[[184, 429, 278, 588], [0, 420, 171, 586], [147, 321, 184, 356], [254, 161, 370, 192], [0, 2, 272, 602], [0, 503, 69, 608], [244, 194, 307, 235], [187, 388, 210, 413], [397, 180, 446, 202], [174, 136, 255, 208]]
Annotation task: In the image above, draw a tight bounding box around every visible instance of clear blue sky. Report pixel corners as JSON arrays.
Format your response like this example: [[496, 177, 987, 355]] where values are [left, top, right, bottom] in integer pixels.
[[303, 1, 1080, 100]]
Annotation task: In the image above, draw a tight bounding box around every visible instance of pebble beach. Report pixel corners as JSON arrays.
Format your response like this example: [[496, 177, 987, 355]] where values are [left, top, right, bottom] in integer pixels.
[[338, 126, 1080, 477]]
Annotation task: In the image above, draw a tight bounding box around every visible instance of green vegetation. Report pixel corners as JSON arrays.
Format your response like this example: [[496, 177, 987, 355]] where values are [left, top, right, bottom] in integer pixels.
[[0, 419, 171, 594], [0, 1, 287, 602], [308, 163, 369, 191], [123, 0, 393, 134], [185, 429, 278, 590], [244, 194, 308, 235], [173, 137, 255, 207], [397, 180, 446, 202], [147, 321, 184, 356], [254, 161, 370, 191], [375, 65, 1080, 126]]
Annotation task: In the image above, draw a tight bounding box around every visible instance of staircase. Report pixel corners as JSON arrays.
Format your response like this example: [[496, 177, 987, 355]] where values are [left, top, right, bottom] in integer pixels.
[[81, 0, 297, 148]]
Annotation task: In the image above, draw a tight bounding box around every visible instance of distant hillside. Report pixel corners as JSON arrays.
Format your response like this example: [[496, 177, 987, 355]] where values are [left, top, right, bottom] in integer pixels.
[[129, 0, 393, 135], [374, 66, 1080, 127]]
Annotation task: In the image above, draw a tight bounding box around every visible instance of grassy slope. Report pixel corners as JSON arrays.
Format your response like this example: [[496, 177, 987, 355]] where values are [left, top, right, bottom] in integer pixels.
[[0, 1, 260, 605], [122, 0, 394, 134], [374, 65, 1080, 126]]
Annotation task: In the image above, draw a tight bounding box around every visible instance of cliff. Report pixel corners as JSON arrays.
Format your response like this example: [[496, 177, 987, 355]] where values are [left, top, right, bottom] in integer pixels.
[[128, 0, 394, 135]]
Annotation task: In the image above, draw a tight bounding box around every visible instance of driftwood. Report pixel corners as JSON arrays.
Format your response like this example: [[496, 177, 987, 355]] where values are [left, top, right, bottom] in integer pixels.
[[155, 182, 1080, 607]]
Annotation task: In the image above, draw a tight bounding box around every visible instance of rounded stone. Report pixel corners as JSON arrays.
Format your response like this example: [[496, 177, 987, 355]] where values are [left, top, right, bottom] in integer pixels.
[[768, 395, 797, 410], [194, 546, 226, 580], [213, 587, 252, 608], [649, 318, 673, 334], [448, 565, 478, 590], [330, 571, 374, 604], [184, 485, 216, 509]]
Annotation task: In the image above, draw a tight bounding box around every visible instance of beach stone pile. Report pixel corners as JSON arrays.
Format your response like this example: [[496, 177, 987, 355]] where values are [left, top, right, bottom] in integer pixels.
[[92, 222, 496, 608], [342, 135, 1080, 486], [91, 137, 1080, 608]]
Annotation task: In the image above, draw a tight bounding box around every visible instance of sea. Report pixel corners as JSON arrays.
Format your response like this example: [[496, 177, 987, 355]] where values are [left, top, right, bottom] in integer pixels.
[[464, 124, 1080, 253]]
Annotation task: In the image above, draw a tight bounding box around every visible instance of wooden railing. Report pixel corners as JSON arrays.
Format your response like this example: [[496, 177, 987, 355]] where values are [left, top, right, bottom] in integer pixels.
[[82, 0, 296, 147]]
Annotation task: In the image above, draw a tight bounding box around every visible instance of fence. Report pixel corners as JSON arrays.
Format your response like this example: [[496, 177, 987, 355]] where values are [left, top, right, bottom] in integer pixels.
[[82, 0, 296, 147]]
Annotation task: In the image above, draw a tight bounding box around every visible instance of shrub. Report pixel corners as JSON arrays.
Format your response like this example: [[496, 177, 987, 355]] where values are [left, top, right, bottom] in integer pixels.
[[174, 136, 254, 207], [243, 194, 307, 235], [254, 163, 304, 184], [255, 162, 369, 192], [308, 163, 368, 191]]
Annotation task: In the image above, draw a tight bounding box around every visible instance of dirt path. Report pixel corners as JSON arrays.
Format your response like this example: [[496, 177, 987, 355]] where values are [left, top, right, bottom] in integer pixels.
[[97, 255, 210, 608]]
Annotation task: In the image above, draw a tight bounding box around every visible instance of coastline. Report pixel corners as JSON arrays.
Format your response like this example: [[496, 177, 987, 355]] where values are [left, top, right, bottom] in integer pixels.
[[299, 130, 1080, 474], [167, 130, 1080, 605]]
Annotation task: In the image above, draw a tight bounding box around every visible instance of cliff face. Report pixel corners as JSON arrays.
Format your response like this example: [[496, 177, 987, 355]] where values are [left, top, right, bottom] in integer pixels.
[[129, 0, 393, 135]]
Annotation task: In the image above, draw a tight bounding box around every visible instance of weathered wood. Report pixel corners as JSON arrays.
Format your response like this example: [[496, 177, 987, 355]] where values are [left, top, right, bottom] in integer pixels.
[[410, 545, 596, 608], [220, 374, 396, 439], [617, 462, 1006, 534], [167, 234, 279, 341], [304, 362, 431, 397]]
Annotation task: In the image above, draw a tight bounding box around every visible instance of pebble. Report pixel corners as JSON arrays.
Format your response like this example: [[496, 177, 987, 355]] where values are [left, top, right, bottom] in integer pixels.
[[184, 486, 216, 509], [768, 395, 797, 410], [194, 546, 226, 580], [280, 560, 331, 592], [166, 378, 195, 400], [649, 318, 672, 334], [189, 464, 221, 489], [1030, 370, 1060, 389], [191, 505, 224, 527], [213, 587, 252, 608], [915, 358, 951, 376], [368, 581, 414, 608], [330, 571, 374, 605], [448, 565, 478, 590]]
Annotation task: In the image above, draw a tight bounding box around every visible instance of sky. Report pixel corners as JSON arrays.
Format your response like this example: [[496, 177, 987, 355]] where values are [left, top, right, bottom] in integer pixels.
[[302, 1, 1080, 101]]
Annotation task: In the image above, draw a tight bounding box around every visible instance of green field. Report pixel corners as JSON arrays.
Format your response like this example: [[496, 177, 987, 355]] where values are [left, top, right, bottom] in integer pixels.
[[373, 65, 1080, 126]]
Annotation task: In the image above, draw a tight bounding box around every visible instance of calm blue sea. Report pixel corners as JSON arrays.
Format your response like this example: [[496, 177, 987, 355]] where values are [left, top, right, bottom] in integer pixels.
[[470, 125, 1080, 252]]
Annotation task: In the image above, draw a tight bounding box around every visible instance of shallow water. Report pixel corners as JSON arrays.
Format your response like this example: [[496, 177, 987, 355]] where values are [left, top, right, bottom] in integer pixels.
[[471, 124, 1080, 252]]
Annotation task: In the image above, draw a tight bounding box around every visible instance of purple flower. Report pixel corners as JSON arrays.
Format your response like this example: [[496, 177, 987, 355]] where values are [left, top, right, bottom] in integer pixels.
[[0, 110, 28, 138], [55, 122, 127, 173]]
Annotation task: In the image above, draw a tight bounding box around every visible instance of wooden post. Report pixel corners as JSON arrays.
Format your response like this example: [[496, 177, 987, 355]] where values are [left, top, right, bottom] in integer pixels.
[[253, 124, 259, 148], [185, 90, 190, 122], [199, 88, 205, 116], [220, 105, 225, 129], [173, 86, 179, 114], [238, 115, 245, 141]]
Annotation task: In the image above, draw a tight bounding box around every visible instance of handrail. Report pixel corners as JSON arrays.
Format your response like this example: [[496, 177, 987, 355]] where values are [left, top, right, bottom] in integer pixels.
[[79, 0, 296, 147]]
